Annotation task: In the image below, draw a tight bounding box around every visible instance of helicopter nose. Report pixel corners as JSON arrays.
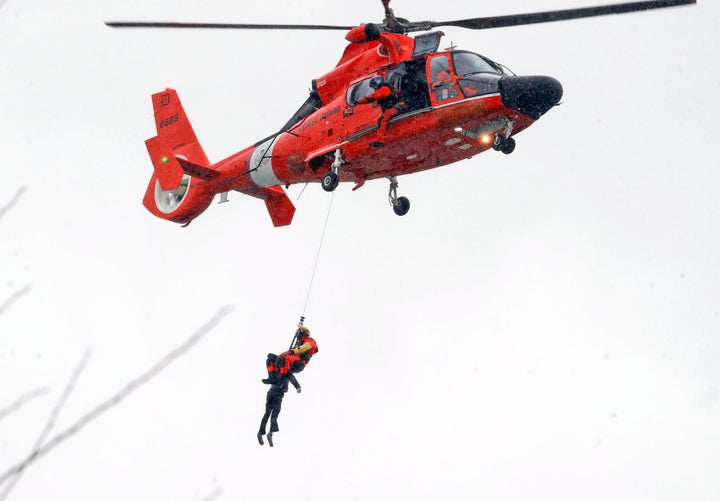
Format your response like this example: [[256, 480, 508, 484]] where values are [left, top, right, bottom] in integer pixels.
[[499, 76, 563, 120]]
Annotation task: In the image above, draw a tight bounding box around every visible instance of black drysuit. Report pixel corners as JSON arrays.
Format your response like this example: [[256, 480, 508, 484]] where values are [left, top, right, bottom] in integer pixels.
[[258, 373, 300, 436]]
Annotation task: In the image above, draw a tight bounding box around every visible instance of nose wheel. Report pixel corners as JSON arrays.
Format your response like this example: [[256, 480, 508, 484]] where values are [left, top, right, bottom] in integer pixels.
[[388, 177, 410, 216]]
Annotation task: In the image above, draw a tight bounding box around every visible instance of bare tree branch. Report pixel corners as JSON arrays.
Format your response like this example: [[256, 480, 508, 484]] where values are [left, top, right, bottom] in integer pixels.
[[0, 285, 31, 317], [0, 352, 90, 500], [197, 487, 223, 501], [0, 187, 26, 223], [0, 387, 50, 423], [0, 305, 233, 489]]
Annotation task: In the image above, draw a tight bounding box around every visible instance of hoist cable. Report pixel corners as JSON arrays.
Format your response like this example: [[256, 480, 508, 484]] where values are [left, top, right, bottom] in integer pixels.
[[296, 183, 309, 201], [301, 191, 335, 320]]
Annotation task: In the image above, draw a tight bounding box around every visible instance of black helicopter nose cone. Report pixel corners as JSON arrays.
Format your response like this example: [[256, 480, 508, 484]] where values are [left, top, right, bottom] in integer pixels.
[[499, 76, 563, 120]]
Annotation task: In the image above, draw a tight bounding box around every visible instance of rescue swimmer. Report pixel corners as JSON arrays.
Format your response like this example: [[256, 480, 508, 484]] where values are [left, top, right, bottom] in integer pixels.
[[257, 327, 318, 447]]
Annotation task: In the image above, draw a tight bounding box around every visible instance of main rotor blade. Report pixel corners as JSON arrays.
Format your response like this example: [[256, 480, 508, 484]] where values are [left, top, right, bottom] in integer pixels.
[[106, 0, 695, 33], [104, 21, 353, 30], [428, 0, 696, 31]]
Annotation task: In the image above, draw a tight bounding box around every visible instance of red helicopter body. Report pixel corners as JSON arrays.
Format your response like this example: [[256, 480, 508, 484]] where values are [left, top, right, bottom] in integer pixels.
[[143, 29, 554, 226], [111, 1, 694, 226]]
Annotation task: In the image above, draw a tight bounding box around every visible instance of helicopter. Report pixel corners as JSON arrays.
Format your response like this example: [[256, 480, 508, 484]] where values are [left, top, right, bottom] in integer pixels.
[[106, 0, 696, 227]]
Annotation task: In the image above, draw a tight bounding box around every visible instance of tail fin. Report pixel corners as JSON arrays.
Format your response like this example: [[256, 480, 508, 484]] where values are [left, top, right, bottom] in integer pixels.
[[146, 89, 211, 188], [142, 88, 296, 227], [142, 89, 215, 224], [153, 90, 208, 161]]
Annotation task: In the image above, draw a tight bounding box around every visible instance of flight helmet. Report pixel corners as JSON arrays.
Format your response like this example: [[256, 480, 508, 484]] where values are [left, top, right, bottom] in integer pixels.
[[369, 76, 385, 89]]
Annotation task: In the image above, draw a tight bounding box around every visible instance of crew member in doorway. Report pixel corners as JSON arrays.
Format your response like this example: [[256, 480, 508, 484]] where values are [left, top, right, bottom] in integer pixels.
[[353, 75, 408, 148]]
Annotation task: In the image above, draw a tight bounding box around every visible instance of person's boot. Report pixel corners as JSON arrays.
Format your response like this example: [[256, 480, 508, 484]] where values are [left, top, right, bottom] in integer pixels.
[[257, 432, 264, 445], [267, 431, 274, 447]]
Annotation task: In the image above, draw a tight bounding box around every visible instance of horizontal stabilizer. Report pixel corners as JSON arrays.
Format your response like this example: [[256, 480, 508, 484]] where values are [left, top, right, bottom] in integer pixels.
[[176, 156, 221, 181]]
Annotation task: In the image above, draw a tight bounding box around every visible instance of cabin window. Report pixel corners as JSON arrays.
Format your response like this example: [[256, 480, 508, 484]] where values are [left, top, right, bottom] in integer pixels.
[[346, 78, 376, 105], [429, 55, 459, 102]]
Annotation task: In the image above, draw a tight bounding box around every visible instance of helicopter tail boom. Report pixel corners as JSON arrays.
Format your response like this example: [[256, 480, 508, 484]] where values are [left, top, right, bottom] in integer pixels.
[[142, 88, 295, 227]]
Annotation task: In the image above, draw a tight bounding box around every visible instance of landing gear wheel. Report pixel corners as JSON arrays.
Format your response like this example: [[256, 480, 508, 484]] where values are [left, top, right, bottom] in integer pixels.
[[388, 176, 410, 217], [322, 171, 339, 192], [393, 196, 410, 216], [501, 137, 516, 155], [493, 135, 516, 154]]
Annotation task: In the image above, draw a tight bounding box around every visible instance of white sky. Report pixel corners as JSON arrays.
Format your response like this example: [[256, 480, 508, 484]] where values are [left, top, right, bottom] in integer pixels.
[[1, 0, 719, 500]]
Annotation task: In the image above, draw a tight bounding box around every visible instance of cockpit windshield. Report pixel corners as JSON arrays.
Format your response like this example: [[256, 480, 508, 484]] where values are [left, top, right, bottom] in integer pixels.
[[452, 52, 504, 77], [449, 51, 505, 99]]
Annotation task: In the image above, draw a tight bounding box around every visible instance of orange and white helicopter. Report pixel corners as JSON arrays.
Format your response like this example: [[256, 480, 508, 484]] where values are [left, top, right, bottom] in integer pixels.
[[107, 0, 695, 227]]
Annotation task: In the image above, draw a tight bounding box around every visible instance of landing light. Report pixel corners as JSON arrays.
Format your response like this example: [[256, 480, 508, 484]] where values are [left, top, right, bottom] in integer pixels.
[[481, 134, 492, 144]]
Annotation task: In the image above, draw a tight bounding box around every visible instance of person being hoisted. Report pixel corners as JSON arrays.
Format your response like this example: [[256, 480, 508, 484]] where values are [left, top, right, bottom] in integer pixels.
[[352, 75, 408, 148], [264, 326, 318, 382], [258, 326, 318, 447]]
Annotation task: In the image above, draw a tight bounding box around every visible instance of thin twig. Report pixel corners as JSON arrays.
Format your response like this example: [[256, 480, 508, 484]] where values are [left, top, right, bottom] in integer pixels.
[[0, 305, 233, 488], [0, 187, 27, 222], [0, 352, 90, 500], [0, 387, 50, 423], [0, 286, 31, 317], [197, 487, 223, 501]]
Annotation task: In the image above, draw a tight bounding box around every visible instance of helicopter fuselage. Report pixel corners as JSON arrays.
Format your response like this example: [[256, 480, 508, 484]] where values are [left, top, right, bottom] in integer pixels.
[[142, 29, 562, 225]]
